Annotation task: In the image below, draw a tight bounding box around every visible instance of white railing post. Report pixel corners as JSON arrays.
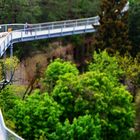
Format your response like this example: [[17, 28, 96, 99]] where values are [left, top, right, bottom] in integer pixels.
[[52, 23, 54, 30], [48, 26, 50, 38], [73, 22, 76, 33], [35, 29, 37, 39], [61, 24, 63, 36], [64, 22, 66, 28], [10, 32, 13, 42], [85, 19, 89, 31], [39, 25, 41, 31], [5, 25, 7, 32], [3, 50, 7, 81], [7, 34, 9, 46], [75, 20, 77, 27], [21, 31, 23, 41]]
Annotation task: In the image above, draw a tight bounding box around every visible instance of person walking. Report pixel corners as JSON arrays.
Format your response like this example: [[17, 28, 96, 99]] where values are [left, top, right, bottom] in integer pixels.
[[25, 22, 28, 34]]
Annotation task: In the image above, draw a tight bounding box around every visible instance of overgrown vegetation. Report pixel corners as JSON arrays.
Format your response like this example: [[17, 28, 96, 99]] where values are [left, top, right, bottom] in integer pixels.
[[0, 56, 19, 81], [0, 0, 140, 139], [0, 52, 136, 139]]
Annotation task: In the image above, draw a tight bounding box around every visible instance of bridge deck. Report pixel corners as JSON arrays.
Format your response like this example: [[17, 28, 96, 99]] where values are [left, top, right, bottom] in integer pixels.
[[0, 16, 99, 57], [12, 24, 94, 41]]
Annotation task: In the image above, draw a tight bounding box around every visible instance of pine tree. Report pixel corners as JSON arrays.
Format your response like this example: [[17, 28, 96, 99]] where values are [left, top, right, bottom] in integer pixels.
[[129, 1, 140, 56], [93, 0, 131, 55]]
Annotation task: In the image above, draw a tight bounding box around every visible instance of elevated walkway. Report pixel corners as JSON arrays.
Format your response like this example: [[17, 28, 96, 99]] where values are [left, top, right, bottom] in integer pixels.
[[0, 109, 23, 140], [0, 16, 100, 57]]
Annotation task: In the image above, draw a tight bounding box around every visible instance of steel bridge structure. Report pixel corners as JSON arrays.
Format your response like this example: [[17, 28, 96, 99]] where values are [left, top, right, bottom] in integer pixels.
[[0, 16, 100, 57]]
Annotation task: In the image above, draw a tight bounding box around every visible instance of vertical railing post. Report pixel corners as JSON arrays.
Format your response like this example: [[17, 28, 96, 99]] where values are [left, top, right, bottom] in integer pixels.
[[3, 41, 5, 53], [75, 20, 77, 27], [39, 25, 41, 31], [61, 24, 63, 36], [9, 32, 12, 44], [48, 26, 50, 38], [35, 29, 37, 39], [7, 34, 9, 46], [3, 51, 7, 81], [64, 22, 66, 28], [52, 23, 54, 30], [85, 19, 89, 31], [73, 21, 76, 34], [21, 30, 23, 41], [5, 25, 7, 32]]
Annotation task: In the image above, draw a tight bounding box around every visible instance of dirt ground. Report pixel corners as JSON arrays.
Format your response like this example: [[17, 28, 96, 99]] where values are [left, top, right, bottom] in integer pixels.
[[13, 44, 74, 85]]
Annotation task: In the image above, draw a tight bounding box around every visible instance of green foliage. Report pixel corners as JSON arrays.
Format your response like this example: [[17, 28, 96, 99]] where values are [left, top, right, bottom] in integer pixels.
[[8, 90, 63, 139], [39, 0, 100, 21], [129, 2, 140, 56], [50, 115, 101, 140], [116, 53, 140, 99], [0, 0, 41, 23], [0, 0, 100, 24], [0, 0, 139, 138], [1, 52, 135, 139], [52, 69, 135, 139], [3, 56, 19, 71], [129, 0, 140, 4], [130, 132, 140, 140], [0, 86, 19, 114], [88, 51, 123, 83], [0, 64, 2, 80], [117, 53, 140, 85], [0, 56, 19, 81], [44, 58, 79, 91], [93, 0, 131, 55], [7, 85, 27, 98]]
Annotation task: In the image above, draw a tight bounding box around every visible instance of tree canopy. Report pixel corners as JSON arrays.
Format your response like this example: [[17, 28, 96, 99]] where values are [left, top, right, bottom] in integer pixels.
[[129, 1, 140, 56], [93, 0, 131, 55], [0, 0, 100, 24], [1, 51, 135, 140], [0, 0, 139, 139]]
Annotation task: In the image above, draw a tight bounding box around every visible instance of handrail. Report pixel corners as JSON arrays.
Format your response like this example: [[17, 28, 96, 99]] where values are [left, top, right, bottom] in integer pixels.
[[0, 16, 99, 32], [0, 16, 99, 57], [0, 16, 99, 27], [0, 109, 24, 140], [14, 17, 99, 32]]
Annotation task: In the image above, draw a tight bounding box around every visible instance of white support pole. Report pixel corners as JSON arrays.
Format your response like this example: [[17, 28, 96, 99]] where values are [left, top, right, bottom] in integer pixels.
[[61, 24, 63, 36], [5, 25, 7, 32], [48, 26, 50, 38], [3, 51, 7, 80], [85, 19, 89, 31], [21, 30, 23, 41], [52, 23, 54, 30]]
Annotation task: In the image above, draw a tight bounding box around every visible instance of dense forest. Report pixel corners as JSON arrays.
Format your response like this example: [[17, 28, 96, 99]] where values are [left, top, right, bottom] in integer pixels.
[[0, 0, 140, 139]]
